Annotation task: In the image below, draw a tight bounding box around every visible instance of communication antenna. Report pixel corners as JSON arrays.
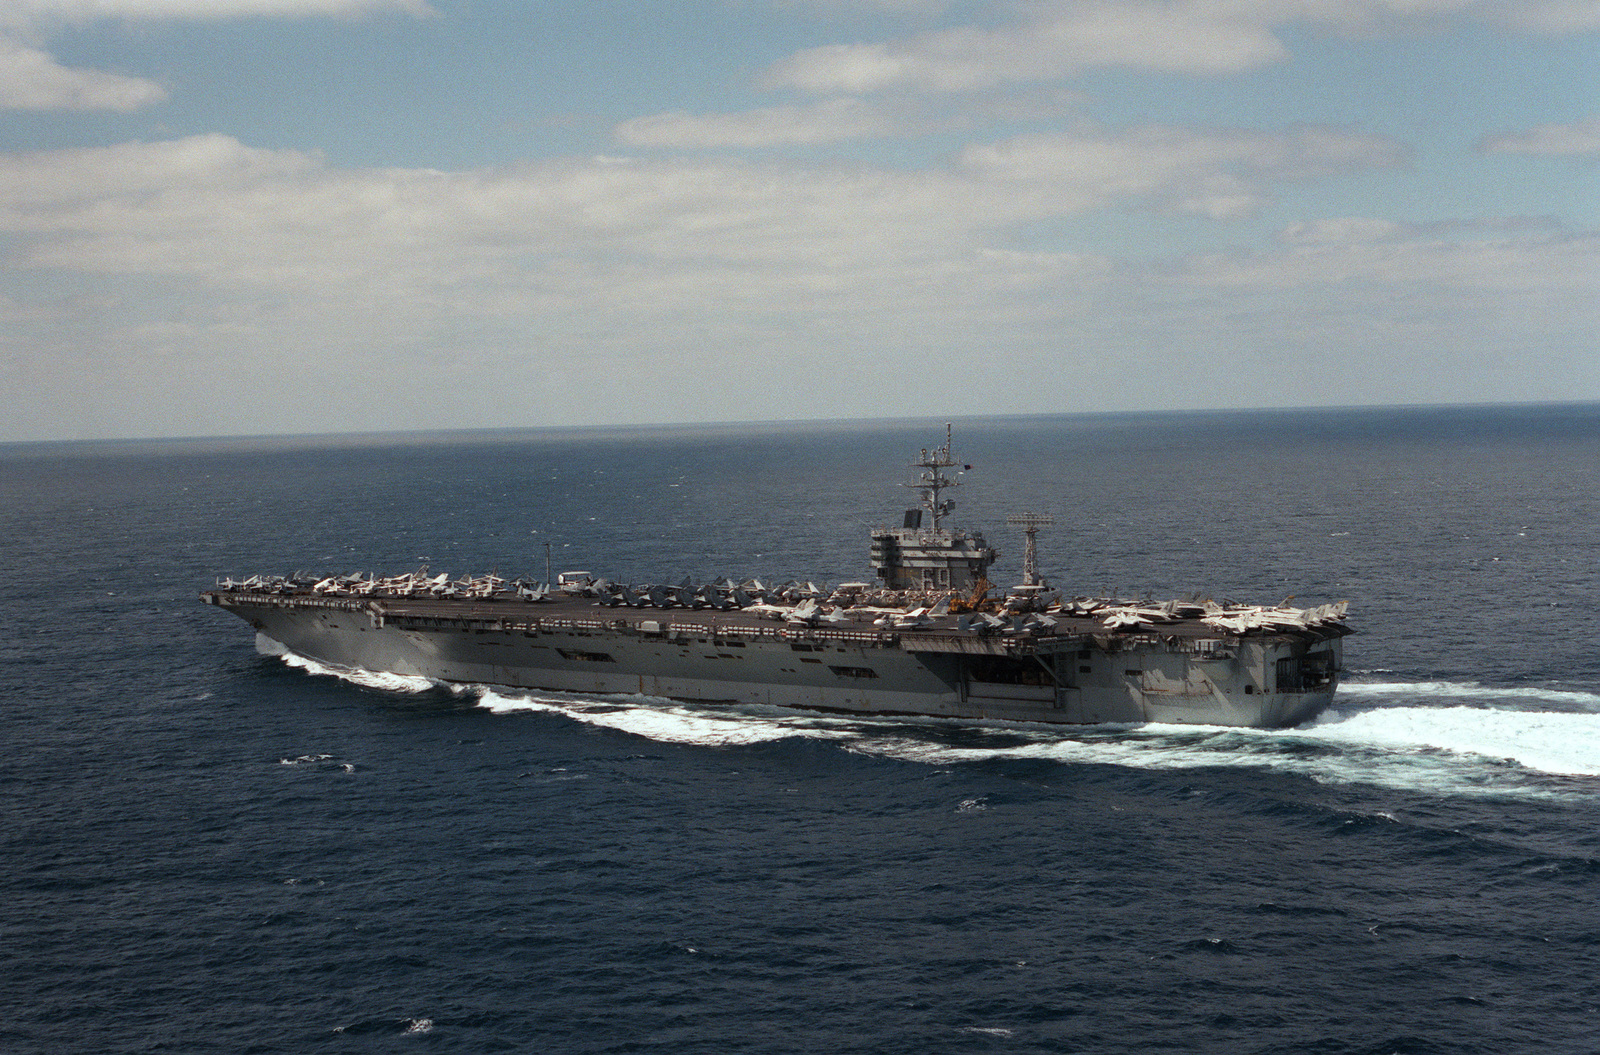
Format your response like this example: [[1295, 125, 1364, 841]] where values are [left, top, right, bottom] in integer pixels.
[[907, 422, 965, 532], [1006, 512, 1055, 586]]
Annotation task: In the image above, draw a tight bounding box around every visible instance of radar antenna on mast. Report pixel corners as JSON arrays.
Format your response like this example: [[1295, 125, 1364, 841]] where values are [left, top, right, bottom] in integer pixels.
[[1006, 512, 1055, 586], [908, 422, 965, 532]]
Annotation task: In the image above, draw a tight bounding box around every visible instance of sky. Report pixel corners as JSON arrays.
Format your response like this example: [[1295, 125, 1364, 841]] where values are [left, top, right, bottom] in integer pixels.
[[0, 0, 1595, 441]]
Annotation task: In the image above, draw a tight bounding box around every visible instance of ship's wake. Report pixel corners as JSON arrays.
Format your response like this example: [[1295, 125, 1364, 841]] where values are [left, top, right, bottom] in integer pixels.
[[481, 685, 1600, 799], [862, 689, 1600, 799], [475, 689, 848, 748], [258, 637, 1600, 799]]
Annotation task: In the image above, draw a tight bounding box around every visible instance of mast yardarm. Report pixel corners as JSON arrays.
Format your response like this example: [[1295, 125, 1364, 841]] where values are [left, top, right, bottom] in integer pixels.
[[909, 422, 966, 532]]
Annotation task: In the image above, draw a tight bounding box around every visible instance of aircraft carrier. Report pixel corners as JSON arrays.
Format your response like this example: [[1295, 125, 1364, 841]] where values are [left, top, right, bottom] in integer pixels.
[[202, 427, 1351, 728]]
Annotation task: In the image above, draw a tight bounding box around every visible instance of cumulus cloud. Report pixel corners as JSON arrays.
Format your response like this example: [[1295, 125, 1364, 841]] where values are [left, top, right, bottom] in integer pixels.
[[0, 33, 166, 110], [1488, 0, 1600, 33], [1148, 219, 1599, 406], [615, 98, 923, 149], [765, 3, 1289, 93], [1, 1, 431, 24], [0, 0, 430, 111], [0, 124, 1403, 299], [0, 133, 1592, 437], [0, 129, 1415, 340], [0, 136, 1017, 323], [959, 123, 1406, 218], [0, 127, 1385, 309], [1279, 216, 1404, 243], [614, 90, 1087, 148], [762, 0, 1600, 95], [1480, 116, 1600, 157], [1224, 0, 1600, 35], [1188, 216, 1600, 295], [777, 0, 954, 13]]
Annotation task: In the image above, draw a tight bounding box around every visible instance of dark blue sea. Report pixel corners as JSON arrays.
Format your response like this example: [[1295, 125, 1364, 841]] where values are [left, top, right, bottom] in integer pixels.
[[4, 405, 1599, 1054]]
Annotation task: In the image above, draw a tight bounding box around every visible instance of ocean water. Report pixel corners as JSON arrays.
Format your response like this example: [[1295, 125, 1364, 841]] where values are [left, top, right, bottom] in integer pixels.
[[3, 404, 1599, 1054]]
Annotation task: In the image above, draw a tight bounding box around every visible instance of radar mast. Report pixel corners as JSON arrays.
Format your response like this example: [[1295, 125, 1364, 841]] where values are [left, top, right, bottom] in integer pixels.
[[909, 422, 962, 533], [1006, 512, 1055, 587]]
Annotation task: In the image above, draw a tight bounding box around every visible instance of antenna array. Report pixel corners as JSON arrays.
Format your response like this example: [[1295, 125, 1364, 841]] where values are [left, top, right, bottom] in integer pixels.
[[1005, 512, 1055, 586]]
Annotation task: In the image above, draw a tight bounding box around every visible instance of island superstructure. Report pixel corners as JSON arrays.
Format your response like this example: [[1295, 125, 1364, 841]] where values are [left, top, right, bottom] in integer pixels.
[[202, 426, 1350, 728], [869, 425, 995, 593]]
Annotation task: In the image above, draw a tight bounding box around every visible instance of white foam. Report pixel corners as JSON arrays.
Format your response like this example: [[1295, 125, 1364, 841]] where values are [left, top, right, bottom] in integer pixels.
[[478, 688, 851, 748], [1340, 680, 1600, 708], [853, 700, 1600, 793], [1306, 705, 1600, 777], [259, 636, 436, 694], [277, 752, 358, 773], [255, 633, 289, 656]]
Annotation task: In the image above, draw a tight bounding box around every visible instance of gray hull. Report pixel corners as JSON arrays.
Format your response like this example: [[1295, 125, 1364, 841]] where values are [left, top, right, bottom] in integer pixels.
[[206, 591, 1343, 728]]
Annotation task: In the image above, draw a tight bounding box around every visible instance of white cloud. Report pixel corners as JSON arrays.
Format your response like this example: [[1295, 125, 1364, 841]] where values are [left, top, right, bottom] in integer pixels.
[[0, 133, 318, 209], [614, 90, 1088, 148], [1488, 0, 1600, 33], [1191, 216, 1600, 296], [1, 1, 430, 25], [765, 3, 1289, 93], [616, 98, 921, 149], [0, 2, 1592, 438], [6, 128, 1561, 441], [0, 125, 1402, 303], [0, 0, 431, 111], [1480, 116, 1600, 157], [776, 0, 954, 13], [762, 0, 1600, 95], [959, 124, 1406, 218], [1280, 216, 1404, 243], [0, 33, 166, 109]]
